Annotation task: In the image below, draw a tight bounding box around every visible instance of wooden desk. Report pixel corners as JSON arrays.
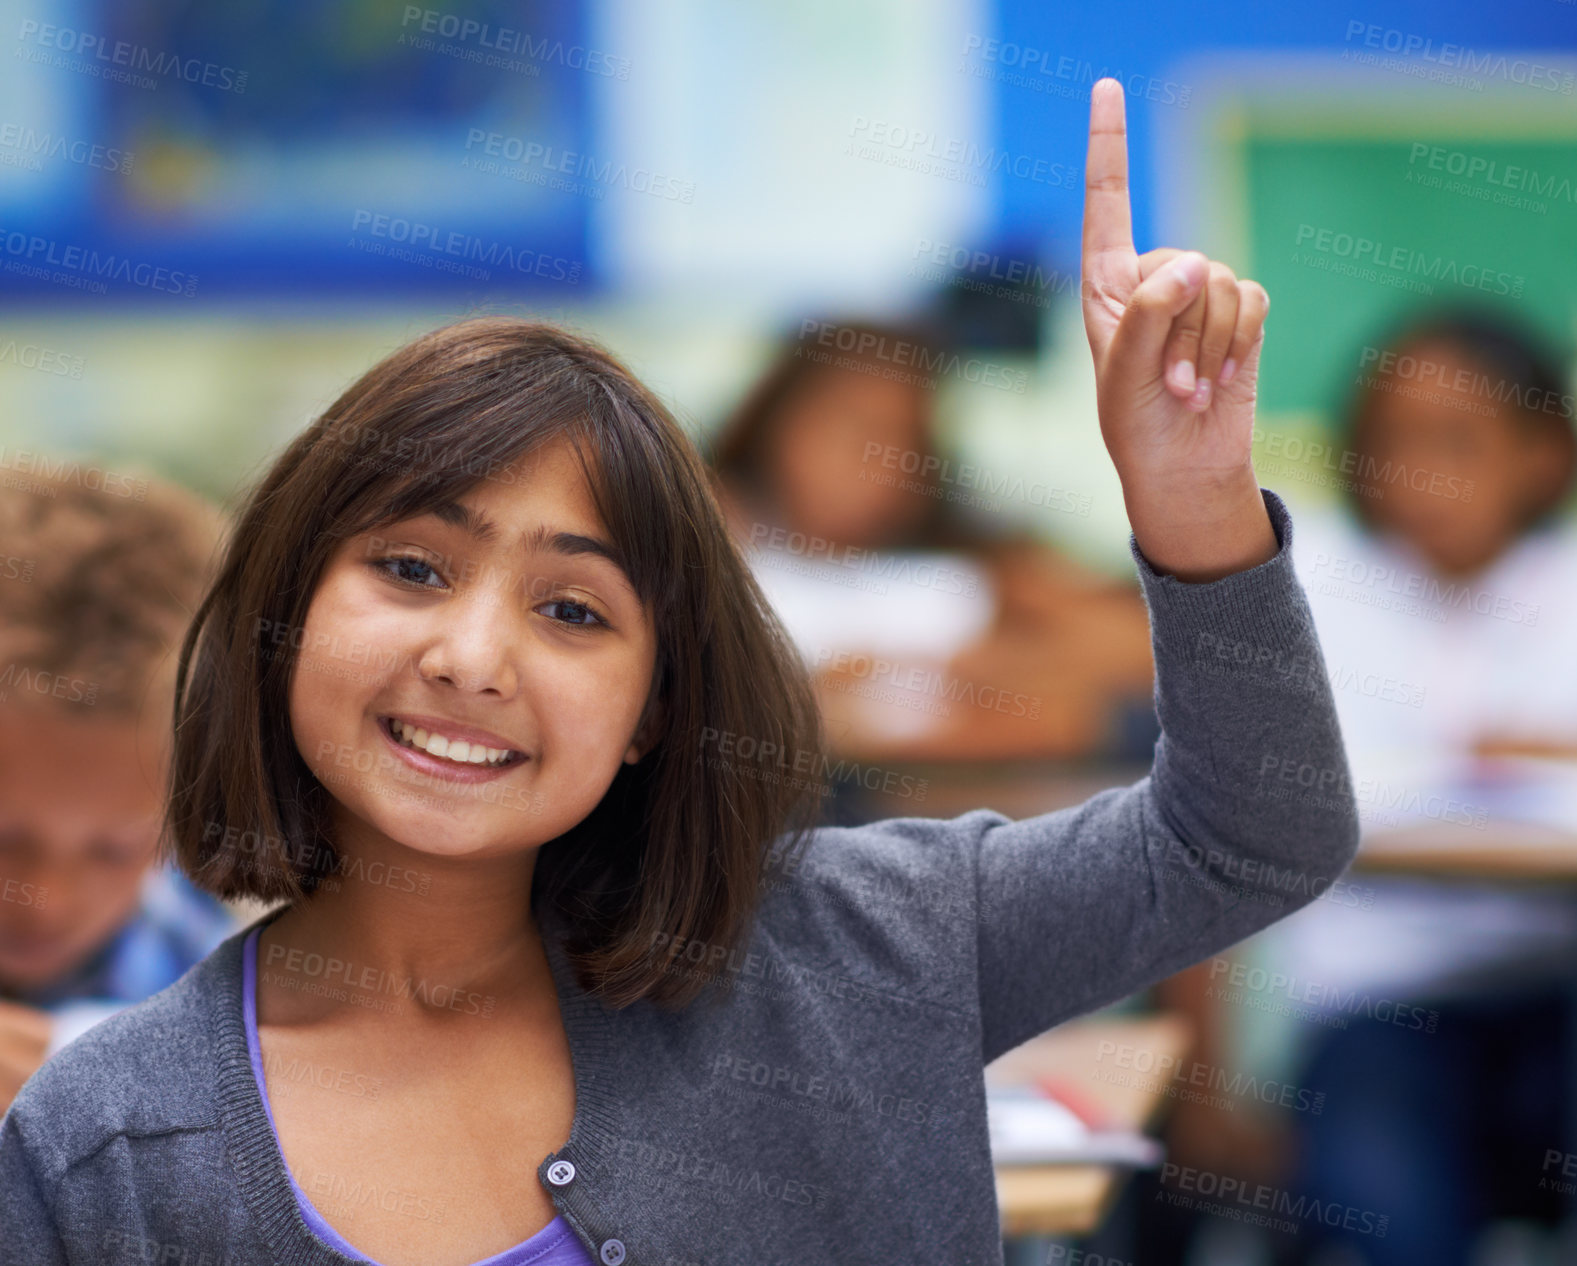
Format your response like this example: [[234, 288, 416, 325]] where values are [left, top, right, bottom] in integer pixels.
[[857, 762, 1577, 885], [1356, 819, 1577, 882], [986, 1013, 1192, 1239]]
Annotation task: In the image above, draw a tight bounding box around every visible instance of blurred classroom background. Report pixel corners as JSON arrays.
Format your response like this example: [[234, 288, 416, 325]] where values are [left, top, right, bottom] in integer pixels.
[[5, 1, 1577, 1264]]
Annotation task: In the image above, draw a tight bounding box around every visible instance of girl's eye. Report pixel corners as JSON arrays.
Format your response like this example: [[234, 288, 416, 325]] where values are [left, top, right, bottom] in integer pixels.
[[541, 598, 607, 629], [370, 556, 605, 628], [373, 555, 446, 589]]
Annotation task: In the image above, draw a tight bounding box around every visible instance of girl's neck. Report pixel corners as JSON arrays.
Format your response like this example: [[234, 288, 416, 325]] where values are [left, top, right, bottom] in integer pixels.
[[260, 837, 552, 1022]]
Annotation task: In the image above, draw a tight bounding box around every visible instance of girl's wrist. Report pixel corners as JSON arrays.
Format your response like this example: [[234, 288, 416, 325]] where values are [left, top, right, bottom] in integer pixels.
[[1123, 467, 1278, 584]]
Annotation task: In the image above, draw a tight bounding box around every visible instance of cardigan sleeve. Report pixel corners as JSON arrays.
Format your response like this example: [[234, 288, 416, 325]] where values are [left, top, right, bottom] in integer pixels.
[[971, 487, 1362, 1064], [0, 1109, 71, 1265]]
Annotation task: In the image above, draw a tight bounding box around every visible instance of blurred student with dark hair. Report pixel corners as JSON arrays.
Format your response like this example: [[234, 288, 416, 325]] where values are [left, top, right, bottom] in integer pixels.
[[708, 318, 1159, 767], [0, 461, 237, 1112], [1155, 308, 1577, 1266]]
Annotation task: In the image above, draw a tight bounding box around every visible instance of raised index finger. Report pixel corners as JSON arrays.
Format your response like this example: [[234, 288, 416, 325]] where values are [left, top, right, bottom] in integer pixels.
[[1081, 78, 1134, 269]]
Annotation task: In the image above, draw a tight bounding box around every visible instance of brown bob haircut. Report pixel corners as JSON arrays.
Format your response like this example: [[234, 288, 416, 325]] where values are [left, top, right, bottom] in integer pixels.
[[165, 316, 825, 1010]]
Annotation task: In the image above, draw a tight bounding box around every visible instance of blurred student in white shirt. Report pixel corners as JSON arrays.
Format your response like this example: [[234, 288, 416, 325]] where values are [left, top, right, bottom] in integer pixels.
[[1158, 309, 1577, 1266]]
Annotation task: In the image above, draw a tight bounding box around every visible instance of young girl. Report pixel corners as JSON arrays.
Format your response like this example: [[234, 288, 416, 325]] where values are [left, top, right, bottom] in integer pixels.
[[0, 81, 1358, 1266]]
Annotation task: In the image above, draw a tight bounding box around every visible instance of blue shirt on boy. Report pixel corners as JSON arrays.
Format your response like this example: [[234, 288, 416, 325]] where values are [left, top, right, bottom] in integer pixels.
[[16, 864, 238, 1057]]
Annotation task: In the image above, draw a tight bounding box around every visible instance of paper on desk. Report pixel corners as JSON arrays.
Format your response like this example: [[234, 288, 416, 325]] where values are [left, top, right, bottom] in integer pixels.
[[1357, 750, 1577, 839], [1454, 754, 1577, 829], [747, 547, 997, 665], [986, 1087, 1164, 1168]]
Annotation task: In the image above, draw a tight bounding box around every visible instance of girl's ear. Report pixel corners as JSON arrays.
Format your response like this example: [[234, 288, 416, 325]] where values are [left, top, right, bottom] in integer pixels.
[[624, 690, 665, 765]]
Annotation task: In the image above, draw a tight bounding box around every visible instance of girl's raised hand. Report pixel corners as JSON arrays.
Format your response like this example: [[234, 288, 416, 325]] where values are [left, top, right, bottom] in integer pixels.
[[1079, 78, 1278, 583]]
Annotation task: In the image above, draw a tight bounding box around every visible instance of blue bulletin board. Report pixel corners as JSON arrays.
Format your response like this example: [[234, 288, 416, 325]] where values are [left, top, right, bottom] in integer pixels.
[[0, 0, 610, 302]]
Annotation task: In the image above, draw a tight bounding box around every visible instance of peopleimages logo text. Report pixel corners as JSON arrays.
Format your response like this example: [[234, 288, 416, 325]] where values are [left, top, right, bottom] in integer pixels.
[[0, 124, 131, 173], [16, 20, 247, 92], [0, 228, 197, 296], [1294, 224, 1523, 297], [847, 118, 1078, 189], [399, 6, 630, 78], [1342, 21, 1575, 94], [348, 211, 582, 282], [1311, 552, 1539, 626]]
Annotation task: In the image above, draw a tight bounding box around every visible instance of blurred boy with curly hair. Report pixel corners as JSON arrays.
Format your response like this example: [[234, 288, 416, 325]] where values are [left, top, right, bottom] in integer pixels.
[[0, 456, 238, 1112]]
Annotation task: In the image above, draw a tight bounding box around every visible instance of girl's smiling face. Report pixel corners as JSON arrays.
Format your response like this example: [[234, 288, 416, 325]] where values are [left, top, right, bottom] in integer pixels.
[[288, 437, 660, 862]]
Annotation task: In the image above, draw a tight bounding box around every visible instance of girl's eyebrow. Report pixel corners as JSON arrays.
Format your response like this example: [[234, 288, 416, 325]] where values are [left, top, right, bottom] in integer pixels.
[[427, 497, 636, 590]]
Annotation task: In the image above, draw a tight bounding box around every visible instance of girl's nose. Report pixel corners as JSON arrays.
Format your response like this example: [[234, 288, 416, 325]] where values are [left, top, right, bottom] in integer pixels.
[[414, 595, 521, 697]]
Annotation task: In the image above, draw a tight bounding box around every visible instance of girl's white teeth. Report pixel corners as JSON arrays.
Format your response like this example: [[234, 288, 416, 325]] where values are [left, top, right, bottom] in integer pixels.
[[394, 720, 513, 765]]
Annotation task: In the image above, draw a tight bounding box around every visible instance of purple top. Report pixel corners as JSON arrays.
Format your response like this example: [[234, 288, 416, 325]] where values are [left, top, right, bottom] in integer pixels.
[[242, 927, 594, 1266]]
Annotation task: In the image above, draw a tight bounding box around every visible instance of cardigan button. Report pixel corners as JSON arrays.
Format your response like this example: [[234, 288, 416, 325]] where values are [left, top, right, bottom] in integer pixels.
[[599, 1239, 626, 1264], [546, 1160, 576, 1186]]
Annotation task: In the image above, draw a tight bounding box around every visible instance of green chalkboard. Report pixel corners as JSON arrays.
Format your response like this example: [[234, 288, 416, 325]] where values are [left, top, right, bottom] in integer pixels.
[[1239, 126, 1577, 426]]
